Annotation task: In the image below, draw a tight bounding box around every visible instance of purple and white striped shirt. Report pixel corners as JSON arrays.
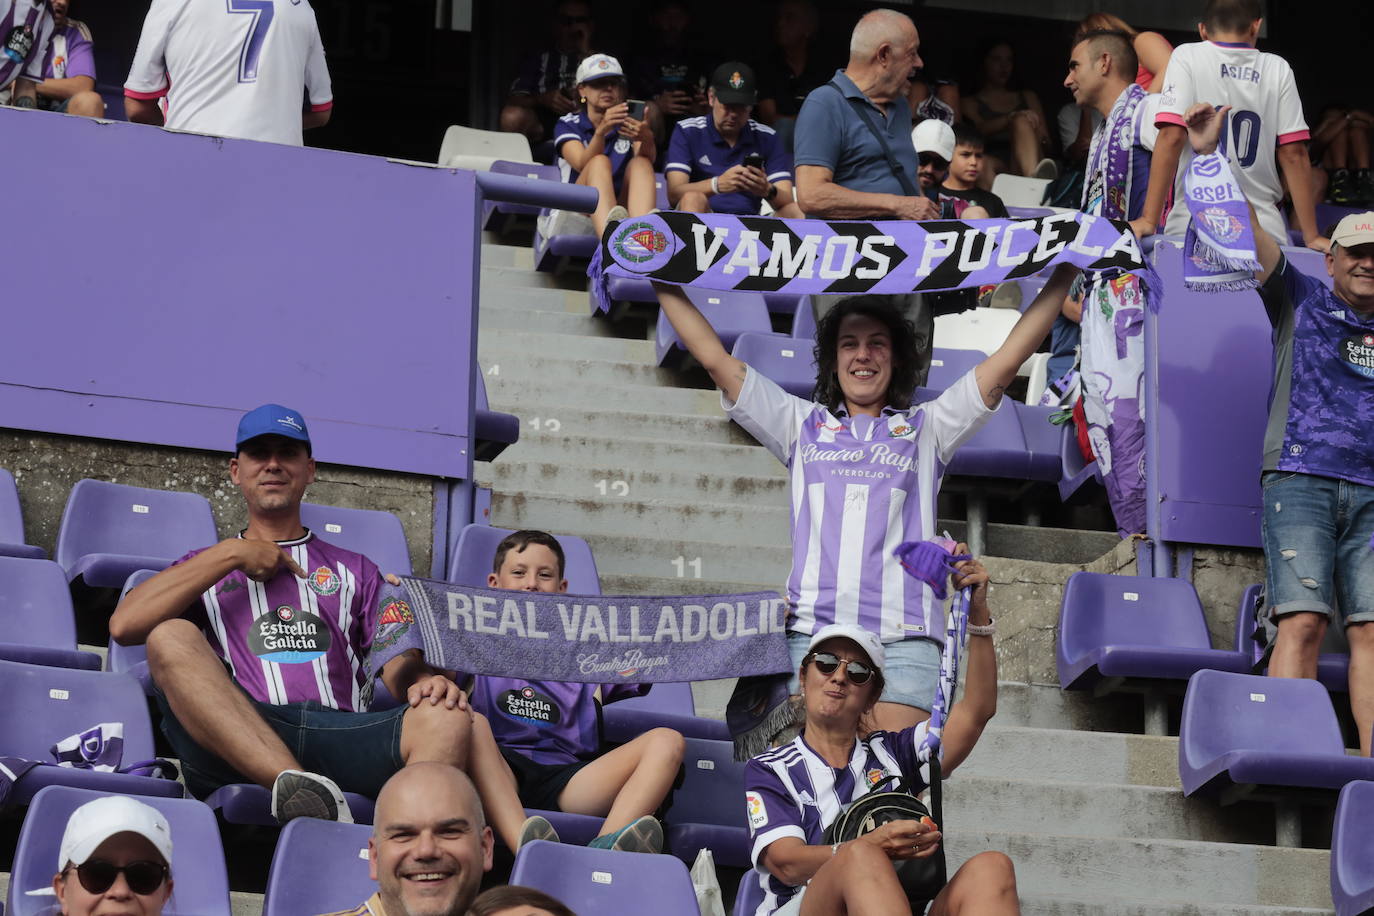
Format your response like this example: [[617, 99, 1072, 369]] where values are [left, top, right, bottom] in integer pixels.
[[0, 0, 54, 89], [726, 366, 995, 643], [174, 532, 384, 712]]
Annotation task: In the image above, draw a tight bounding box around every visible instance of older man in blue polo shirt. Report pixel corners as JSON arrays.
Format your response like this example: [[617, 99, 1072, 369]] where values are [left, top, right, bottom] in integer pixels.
[[665, 62, 803, 218]]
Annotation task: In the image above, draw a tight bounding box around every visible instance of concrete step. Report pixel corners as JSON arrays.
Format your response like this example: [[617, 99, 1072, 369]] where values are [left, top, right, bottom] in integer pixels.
[[483, 406, 756, 448], [475, 351, 684, 389], [479, 306, 620, 337], [938, 519, 1120, 565], [481, 328, 657, 363], [959, 724, 1180, 789], [481, 264, 578, 290], [944, 830, 1330, 910], [597, 574, 781, 598], [477, 460, 787, 509], [1018, 896, 1332, 916], [491, 430, 782, 477], [485, 372, 723, 417], [478, 283, 587, 313], [479, 243, 534, 269], [489, 489, 792, 549]]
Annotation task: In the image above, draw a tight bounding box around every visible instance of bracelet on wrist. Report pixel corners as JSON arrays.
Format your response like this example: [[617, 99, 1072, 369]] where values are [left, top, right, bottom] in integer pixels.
[[710, 176, 720, 195], [967, 617, 996, 637]]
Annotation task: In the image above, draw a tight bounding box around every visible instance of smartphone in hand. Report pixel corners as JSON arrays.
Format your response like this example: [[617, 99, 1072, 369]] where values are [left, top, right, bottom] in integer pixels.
[[626, 99, 647, 121], [744, 152, 765, 170]]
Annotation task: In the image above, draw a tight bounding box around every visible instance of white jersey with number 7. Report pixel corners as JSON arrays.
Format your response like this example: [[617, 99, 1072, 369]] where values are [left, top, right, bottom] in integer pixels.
[[125, 0, 332, 147], [1155, 40, 1309, 247]]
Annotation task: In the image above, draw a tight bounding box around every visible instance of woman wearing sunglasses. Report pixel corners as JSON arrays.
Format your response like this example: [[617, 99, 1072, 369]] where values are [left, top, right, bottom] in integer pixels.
[[743, 551, 1019, 915], [49, 795, 174, 916]]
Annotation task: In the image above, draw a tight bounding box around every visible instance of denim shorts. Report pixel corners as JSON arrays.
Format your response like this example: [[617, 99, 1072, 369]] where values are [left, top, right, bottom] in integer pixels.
[[1261, 471, 1374, 626], [786, 630, 941, 712], [155, 686, 407, 800]]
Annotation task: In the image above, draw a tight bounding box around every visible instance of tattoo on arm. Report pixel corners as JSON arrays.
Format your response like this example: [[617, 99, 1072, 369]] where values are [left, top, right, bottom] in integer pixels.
[[986, 384, 1006, 406]]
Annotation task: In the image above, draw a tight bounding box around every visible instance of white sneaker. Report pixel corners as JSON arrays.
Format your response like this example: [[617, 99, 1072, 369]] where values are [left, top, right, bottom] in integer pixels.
[[606, 205, 629, 224], [1032, 158, 1059, 182], [271, 769, 353, 824]]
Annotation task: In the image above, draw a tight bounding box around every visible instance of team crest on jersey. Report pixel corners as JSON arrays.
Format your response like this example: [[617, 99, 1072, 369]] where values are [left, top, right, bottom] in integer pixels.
[[746, 791, 768, 829], [308, 566, 340, 596], [371, 597, 416, 652], [729, 71, 744, 90], [866, 768, 885, 788], [889, 423, 915, 439], [1199, 206, 1244, 244], [614, 137, 632, 154]]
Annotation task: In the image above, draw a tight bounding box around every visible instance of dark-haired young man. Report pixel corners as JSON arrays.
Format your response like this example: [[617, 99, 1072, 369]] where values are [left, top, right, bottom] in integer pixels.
[[462, 530, 684, 853]]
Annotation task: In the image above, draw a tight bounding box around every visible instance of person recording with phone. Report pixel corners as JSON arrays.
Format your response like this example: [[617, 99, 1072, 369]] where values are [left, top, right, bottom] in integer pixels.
[[665, 62, 804, 218]]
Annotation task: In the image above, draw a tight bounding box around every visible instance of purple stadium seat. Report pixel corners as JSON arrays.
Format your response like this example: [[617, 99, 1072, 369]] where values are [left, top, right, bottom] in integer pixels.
[[493, 810, 604, 851], [1332, 780, 1374, 916], [0, 660, 183, 804], [1283, 245, 1334, 288], [482, 160, 561, 231], [791, 297, 816, 340], [913, 388, 1030, 481], [262, 817, 376, 916], [1232, 583, 1350, 691], [730, 332, 814, 399], [1006, 205, 1054, 219], [664, 737, 750, 867], [0, 557, 100, 671], [203, 783, 375, 826], [734, 875, 766, 916], [300, 502, 412, 576], [474, 364, 520, 463], [763, 293, 805, 317], [509, 841, 700, 916], [55, 479, 217, 588], [654, 172, 669, 211], [1178, 669, 1374, 798], [0, 468, 46, 560], [105, 569, 157, 695], [926, 348, 985, 391], [1057, 572, 1250, 691], [449, 523, 600, 593], [1057, 415, 1101, 501], [7, 785, 230, 916], [1015, 402, 1064, 482], [602, 681, 730, 743], [605, 274, 658, 304], [657, 289, 778, 367], [533, 213, 597, 273]]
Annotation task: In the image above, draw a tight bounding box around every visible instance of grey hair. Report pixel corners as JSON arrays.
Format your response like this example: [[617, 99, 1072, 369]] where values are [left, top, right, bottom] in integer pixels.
[[849, 8, 915, 60]]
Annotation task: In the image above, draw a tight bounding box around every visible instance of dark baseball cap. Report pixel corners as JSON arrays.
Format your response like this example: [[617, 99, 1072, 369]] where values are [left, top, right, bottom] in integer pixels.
[[710, 62, 757, 105]]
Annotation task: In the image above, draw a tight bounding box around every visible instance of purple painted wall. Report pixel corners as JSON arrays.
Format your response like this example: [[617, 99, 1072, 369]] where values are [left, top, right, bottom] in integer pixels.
[[0, 109, 478, 481]]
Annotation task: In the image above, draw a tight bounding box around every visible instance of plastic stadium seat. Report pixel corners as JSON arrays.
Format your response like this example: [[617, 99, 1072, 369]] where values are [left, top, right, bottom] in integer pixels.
[[926, 347, 984, 391], [448, 523, 601, 594], [1178, 669, 1374, 798], [654, 172, 669, 211], [602, 681, 729, 743], [203, 783, 375, 827], [1332, 780, 1374, 916], [791, 297, 816, 341], [55, 479, 217, 588], [438, 124, 533, 171], [483, 160, 561, 231], [106, 569, 157, 694], [0, 659, 183, 804], [501, 810, 604, 850], [605, 274, 658, 304], [1057, 572, 1250, 691], [657, 289, 778, 368], [1232, 583, 1349, 691], [763, 293, 806, 318], [0, 557, 101, 670], [1006, 205, 1054, 219], [510, 841, 700, 916], [1315, 203, 1361, 235], [1282, 245, 1334, 289], [7, 785, 230, 916], [933, 307, 1020, 357], [262, 817, 376, 916], [734, 876, 765, 916], [474, 365, 520, 463], [991, 173, 1050, 208], [534, 209, 597, 273], [0, 468, 46, 559], [664, 737, 749, 867], [731, 332, 814, 399], [300, 502, 411, 577]]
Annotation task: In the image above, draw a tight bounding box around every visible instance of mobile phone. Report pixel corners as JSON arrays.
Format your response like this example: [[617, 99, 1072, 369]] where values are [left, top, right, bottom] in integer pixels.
[[626, 99, 646, 120], [744, 152, 765, 170]]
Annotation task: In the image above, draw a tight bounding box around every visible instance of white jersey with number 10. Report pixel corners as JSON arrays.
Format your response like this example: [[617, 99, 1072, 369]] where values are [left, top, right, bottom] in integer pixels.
[[125, 0, 332, 147], [1156, 40, 1309, 246]]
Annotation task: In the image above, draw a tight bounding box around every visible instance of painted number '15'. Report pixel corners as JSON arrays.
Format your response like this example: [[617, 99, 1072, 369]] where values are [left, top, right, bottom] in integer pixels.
[[227, 0, 275, 83]]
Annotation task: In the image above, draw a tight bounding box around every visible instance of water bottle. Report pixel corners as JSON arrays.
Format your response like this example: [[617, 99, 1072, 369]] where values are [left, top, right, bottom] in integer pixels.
[[3, 24, 34, 64]]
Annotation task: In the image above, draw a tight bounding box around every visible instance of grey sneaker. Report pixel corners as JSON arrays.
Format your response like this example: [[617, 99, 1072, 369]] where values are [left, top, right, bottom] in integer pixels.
[[271, 769, 353, 824], [517, 814, 561, 851], [1032, 157, 1059, 181], [606, 205, 629, 224], [589, 815, 663, 854]]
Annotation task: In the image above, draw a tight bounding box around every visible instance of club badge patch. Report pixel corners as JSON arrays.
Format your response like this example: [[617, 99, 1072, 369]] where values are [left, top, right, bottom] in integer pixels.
[[371, 597, 415, 652], [610, 216, 677, 273], [247, 605, 331, 664], [308, 565, 340, 596]]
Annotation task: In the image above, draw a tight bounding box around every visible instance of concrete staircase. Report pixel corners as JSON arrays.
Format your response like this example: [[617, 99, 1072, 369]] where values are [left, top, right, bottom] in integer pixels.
[[473, 237, 1337, 914]]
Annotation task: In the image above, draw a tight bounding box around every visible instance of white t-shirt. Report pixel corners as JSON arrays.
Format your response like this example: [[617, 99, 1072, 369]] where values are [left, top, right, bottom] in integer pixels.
[[124, 0, 332, 147], [1156, 40, 1309, 246]]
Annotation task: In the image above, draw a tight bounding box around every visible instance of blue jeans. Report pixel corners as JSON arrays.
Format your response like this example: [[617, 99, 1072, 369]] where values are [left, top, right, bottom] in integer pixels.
[[1261, 471, 1374, 625]]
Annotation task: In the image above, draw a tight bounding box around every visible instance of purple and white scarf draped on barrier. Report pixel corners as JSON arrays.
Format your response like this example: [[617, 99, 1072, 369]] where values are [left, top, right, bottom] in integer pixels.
[[366, 579, 793, 684], [1182, 152, 1260, 291], [588, 210, 1162, 314]]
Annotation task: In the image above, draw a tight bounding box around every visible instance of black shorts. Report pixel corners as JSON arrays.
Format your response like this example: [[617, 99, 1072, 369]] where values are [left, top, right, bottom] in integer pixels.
[[500, 747, 590, 811]]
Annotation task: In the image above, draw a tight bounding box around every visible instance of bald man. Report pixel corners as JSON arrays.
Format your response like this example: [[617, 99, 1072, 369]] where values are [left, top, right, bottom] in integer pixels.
[[322, 763, 493, 916]]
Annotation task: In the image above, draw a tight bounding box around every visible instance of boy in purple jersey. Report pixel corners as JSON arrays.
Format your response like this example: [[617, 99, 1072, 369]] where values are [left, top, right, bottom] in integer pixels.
[[1179, 104, 1374, 755], [653, 263, 1075, 735], [110, 405, 544, 849], [744, 553, 1016, 915], [462, 530, 685, 853]]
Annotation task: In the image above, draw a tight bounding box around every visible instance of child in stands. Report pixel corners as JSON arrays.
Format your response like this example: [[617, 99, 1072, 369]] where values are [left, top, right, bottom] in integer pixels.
[[938, 124, 1009, 218]]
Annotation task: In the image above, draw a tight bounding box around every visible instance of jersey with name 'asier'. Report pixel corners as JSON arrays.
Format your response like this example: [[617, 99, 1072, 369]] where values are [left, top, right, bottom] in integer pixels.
[[124, 0, 332, 146], [725, 367, 995, 644]]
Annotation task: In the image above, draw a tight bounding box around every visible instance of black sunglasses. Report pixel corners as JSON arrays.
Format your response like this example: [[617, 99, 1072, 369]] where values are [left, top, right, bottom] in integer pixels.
[[808, 651, 875, 685], [66, 860, 169, 896], [918, 152, 948, 169]]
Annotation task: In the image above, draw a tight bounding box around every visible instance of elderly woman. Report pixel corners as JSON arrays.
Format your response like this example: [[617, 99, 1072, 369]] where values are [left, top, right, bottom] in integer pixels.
[[743, 551, 1018, 916], [50, 795, 174, 916]]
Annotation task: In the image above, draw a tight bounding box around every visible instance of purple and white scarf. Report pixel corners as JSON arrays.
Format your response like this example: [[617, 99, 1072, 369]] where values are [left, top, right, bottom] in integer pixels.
[[1084, 83, 1146, 222], [894, 538, 971, 762], [1182, 152, 1260, 291]]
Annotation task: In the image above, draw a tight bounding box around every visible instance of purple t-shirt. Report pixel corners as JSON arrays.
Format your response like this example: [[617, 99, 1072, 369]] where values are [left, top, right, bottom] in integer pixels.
[[466, 676, 650, 766], [744, 723, 932, 915], [725, 366, 995, 643], [1259, 256, 1374, 486], [173, 532, 385, 712], [41, 21, 95, 80]]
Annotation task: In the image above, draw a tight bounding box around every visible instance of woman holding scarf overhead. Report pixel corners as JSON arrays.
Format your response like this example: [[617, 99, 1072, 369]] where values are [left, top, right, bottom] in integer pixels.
[[1062, 29, 1169, 537]]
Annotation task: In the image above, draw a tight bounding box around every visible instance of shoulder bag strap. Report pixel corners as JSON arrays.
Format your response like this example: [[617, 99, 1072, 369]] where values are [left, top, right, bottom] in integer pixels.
[[825, 79, 920, 198]]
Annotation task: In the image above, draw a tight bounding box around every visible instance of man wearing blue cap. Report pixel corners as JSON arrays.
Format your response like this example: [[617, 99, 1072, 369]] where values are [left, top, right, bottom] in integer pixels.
[[109, 405, 551, 850]]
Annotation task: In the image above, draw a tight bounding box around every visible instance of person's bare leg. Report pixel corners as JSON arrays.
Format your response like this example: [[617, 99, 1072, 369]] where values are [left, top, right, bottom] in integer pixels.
[[1009, 116, 1039, 177], [579, 155, 619, 235], [66, 90, 104, 118], [1269, 611, 1326, 680], [398, 694, 472, 769], [1346, 622, 1374, 755], [462, 713, 528, 850], [557, 727, 684, 834], [678, 189, 710, 213], [798, 838, 909, 915], [625, 156, 657, 216], [145, 618, 299, 787], [1350, 117, 1371, 171], [927, 851, 1020, 916], [868, 702, 930, 733]]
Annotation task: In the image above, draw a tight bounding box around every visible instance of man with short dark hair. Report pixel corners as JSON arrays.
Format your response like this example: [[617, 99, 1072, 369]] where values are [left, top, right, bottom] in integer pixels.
[[938, 124, 1008, 218], [498, 0, 594, 145], [666, 62, 802, 218], [34, 0, 102, 117]]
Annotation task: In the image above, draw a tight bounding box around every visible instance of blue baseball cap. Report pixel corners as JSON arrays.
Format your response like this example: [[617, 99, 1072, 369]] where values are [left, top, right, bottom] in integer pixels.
[[235, 404, 311, 450]]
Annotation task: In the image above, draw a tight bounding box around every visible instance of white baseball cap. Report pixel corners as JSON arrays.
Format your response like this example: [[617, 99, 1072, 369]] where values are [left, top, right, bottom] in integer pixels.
[[575, 53, 624, 85], [806, 624, 886, 675], [58, 796, 173, 870], [911, 119, 955, 164], [1331, 212, 1374, 249]]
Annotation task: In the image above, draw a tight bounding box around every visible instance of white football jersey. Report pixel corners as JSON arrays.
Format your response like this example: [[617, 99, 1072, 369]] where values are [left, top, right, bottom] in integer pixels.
[[1157, 41, 1309, 246], [125, 0, 332, 147]]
